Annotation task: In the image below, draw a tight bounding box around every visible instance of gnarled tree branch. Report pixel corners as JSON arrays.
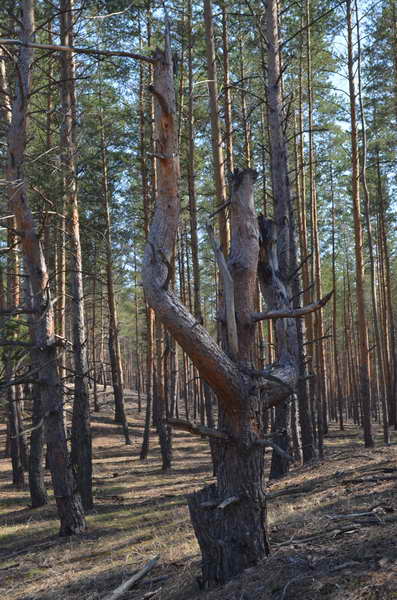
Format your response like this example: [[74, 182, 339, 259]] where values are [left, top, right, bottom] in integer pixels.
[[167, 418, 230, 441], [252, 290, 333, 321]]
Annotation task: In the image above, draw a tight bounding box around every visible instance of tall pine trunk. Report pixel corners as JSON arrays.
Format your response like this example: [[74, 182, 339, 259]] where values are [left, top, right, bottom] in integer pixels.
[[346, 0, 373, 447], [60, 0, 93, 509]]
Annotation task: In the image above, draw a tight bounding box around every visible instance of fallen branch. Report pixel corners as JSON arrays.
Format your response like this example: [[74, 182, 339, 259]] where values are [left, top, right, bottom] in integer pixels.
[[273, 525, 360, 547], [102, 555, 160, 600], [326, 511, 379, 521], [252, 290, 333, 322], [268, 483, 317, 499], [167, 418, 230, 441]]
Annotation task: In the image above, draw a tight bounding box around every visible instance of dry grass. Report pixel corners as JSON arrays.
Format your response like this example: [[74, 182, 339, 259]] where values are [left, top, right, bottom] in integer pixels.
[[1, 396, 397, 600]]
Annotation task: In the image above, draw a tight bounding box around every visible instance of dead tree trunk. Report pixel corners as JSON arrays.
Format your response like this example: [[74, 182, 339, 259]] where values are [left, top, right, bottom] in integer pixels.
[[264, 0, 300, 476], [6, 0, 85, 536], [142, 28, 330, 589]]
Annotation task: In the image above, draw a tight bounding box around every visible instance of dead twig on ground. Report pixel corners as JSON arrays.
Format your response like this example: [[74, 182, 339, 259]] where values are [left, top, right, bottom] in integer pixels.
[[102, 555, 160, 600]]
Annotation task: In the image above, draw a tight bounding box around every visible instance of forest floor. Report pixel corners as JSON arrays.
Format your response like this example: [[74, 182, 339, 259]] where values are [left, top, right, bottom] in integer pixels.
[[1, 393, 397, 600]]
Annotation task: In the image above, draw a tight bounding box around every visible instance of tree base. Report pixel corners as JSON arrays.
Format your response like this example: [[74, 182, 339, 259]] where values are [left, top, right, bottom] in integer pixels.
[[57, 495, 86, 536], [187, 483, 269, 589]]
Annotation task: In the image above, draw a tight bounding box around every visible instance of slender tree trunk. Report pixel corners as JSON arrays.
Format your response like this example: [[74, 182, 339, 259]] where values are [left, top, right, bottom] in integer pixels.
[[140, 304, 154, 460], [306, 0, 328, 449], [330, 164, 344, 431], [376, 153, 397, 428], [203, 0, 228, 253], [153, 318, 172, 470], [98, 111, 131, 444], [355, 0, 389, 444], [60, 0, 93, 509], [5, 237, 26, 489], [187, 0, 202, 326], [221, 2, 234, 175], [346, 0, 373, 447], [91, 261, 100, 412]]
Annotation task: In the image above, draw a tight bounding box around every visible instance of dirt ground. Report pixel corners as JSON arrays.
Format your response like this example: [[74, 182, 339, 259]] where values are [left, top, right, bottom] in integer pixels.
[[1, 393, 397, 600]]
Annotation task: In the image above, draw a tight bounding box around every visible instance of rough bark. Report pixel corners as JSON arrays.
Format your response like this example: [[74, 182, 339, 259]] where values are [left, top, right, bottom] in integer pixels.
[[24, 269, 48, 507], [143, 35, 258, 586], [28, 379, 48, 507]]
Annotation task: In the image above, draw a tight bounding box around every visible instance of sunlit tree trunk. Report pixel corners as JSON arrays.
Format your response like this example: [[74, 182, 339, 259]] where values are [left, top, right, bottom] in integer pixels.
[[60, 0, 93, 509], [346, 0, 373, 447]]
